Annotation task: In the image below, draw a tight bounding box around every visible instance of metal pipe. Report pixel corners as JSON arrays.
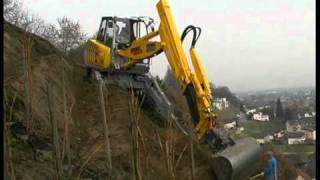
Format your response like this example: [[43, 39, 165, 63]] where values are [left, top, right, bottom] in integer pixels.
[[210, 137, 262, 180]]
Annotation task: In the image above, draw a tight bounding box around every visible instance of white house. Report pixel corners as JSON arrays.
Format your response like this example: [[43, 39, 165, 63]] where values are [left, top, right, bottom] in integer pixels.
[[305, 130, 316, 141], [288, 137, 305, 144], [287, 132, 306, 144], [235, 127, 244, 134], [246, 109, 256, 115], [255, 135, 273, 144], [259, 105, 271, 110], [256, 139, 265, 144], [253, 112, 269, 122], [304, 113, 312, 118], [264, 135, 274, 143], [286, 120, 302, 132], [224, 121, 236, 130], [213, 98, 229, 110], [274, 130, 285, 138]]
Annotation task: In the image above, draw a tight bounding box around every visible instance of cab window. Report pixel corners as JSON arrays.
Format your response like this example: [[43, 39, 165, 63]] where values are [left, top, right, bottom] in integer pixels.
[[98, 19, 114, 46], [98, 19, 107, 42]]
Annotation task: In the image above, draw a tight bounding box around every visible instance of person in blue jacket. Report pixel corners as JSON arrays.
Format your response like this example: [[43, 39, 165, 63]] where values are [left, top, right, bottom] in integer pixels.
[[263, 151, 279, 180]]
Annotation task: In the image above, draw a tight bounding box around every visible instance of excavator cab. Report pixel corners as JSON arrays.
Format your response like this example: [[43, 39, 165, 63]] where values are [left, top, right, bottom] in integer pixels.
[[85, 16, 173, 124], [97, 17, 133, 48], [87, 16, 155, 74]]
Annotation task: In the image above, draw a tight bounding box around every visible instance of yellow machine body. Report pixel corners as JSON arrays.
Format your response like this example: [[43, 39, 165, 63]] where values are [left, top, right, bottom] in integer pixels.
[[84, 0, 217, 140], [85, 39, 112, 69], [117, 31, 163, 61], [84, 0, 262, 178], [156, 0, 216, 139]]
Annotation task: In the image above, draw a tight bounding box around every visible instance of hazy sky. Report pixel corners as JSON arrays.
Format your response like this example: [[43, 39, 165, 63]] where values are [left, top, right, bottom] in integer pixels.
[[22, 0, 315, 92]]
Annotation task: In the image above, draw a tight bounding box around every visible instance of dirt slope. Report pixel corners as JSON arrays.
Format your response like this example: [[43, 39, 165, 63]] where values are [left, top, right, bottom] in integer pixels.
[[3, 21, 213, 180]]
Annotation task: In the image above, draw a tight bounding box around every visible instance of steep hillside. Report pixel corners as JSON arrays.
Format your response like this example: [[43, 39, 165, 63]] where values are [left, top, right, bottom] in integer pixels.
[[3, 21, 213, 180]]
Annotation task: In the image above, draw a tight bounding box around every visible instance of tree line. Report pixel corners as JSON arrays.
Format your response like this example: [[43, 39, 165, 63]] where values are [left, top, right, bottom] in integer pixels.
[[4, 0, 87, 54]]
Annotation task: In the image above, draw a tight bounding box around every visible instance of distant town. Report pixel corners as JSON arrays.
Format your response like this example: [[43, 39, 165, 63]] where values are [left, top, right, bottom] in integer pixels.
[[212, 86, 316, 179]]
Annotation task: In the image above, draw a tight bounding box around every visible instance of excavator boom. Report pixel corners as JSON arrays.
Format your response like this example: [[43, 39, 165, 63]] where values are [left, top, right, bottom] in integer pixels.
[[157, 0, 217, 139], [84, 0, 261, 179], [118, 0, 217, 139]]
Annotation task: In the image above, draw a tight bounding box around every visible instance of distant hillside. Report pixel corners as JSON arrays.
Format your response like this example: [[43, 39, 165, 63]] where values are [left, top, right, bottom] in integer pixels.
[[212, 86, 241, 107]]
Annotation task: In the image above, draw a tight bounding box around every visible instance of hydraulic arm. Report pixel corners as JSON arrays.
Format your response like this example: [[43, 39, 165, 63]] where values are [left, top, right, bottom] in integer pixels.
[[118, 0, 218, 141], [84, 0, 261, 179]]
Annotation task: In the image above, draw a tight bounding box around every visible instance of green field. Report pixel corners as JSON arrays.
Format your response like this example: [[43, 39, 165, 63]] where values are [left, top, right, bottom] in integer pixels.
[[215, 104, 240, 123], [272, 144, 315, 154], [239, 120, 284, 137]]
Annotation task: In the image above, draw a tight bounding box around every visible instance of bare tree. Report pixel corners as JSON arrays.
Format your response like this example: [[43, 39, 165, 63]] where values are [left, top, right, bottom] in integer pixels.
[[4, 0, 45, 33], [18, 10, 35, 31], [4, 1, 87, 53], [3, 0, 23, 26], [57, 16, 87, 54], [25, 14, 46, 35], [41, 24, 59, 45]]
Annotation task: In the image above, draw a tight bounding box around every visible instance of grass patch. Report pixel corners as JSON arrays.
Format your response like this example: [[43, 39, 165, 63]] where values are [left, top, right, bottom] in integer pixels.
[[240, 120, 284, 138], [272, 144, 315, 153], [216, 104, 240, 123]]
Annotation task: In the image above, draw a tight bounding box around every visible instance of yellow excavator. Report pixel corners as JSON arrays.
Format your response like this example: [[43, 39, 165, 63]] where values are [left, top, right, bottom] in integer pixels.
[[84, 0, 261, 179]]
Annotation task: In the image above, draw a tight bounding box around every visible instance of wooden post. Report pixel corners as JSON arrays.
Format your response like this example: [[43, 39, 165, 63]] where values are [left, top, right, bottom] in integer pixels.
[[4, 89, 17, 180], [61, 66, 72, 177], [46, 82, 63, 179], [22, 33, 33, 132], [128, 86, 142, 180], [4, 119, 7, 179], [160, 112, 176, 180], [4, 119, 16, 180], [169, 119, 175, 180], [98, 79, 112, 171], [190, 138, 195, 180]]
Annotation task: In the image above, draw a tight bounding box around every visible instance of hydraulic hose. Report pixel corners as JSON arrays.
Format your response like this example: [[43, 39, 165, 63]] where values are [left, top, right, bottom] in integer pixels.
[[180, 25, 202, 48]]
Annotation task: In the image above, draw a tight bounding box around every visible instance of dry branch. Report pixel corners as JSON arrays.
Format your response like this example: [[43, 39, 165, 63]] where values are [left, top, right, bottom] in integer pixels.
[[174, 144, 188, 171], [77, 143, 104, 179]]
